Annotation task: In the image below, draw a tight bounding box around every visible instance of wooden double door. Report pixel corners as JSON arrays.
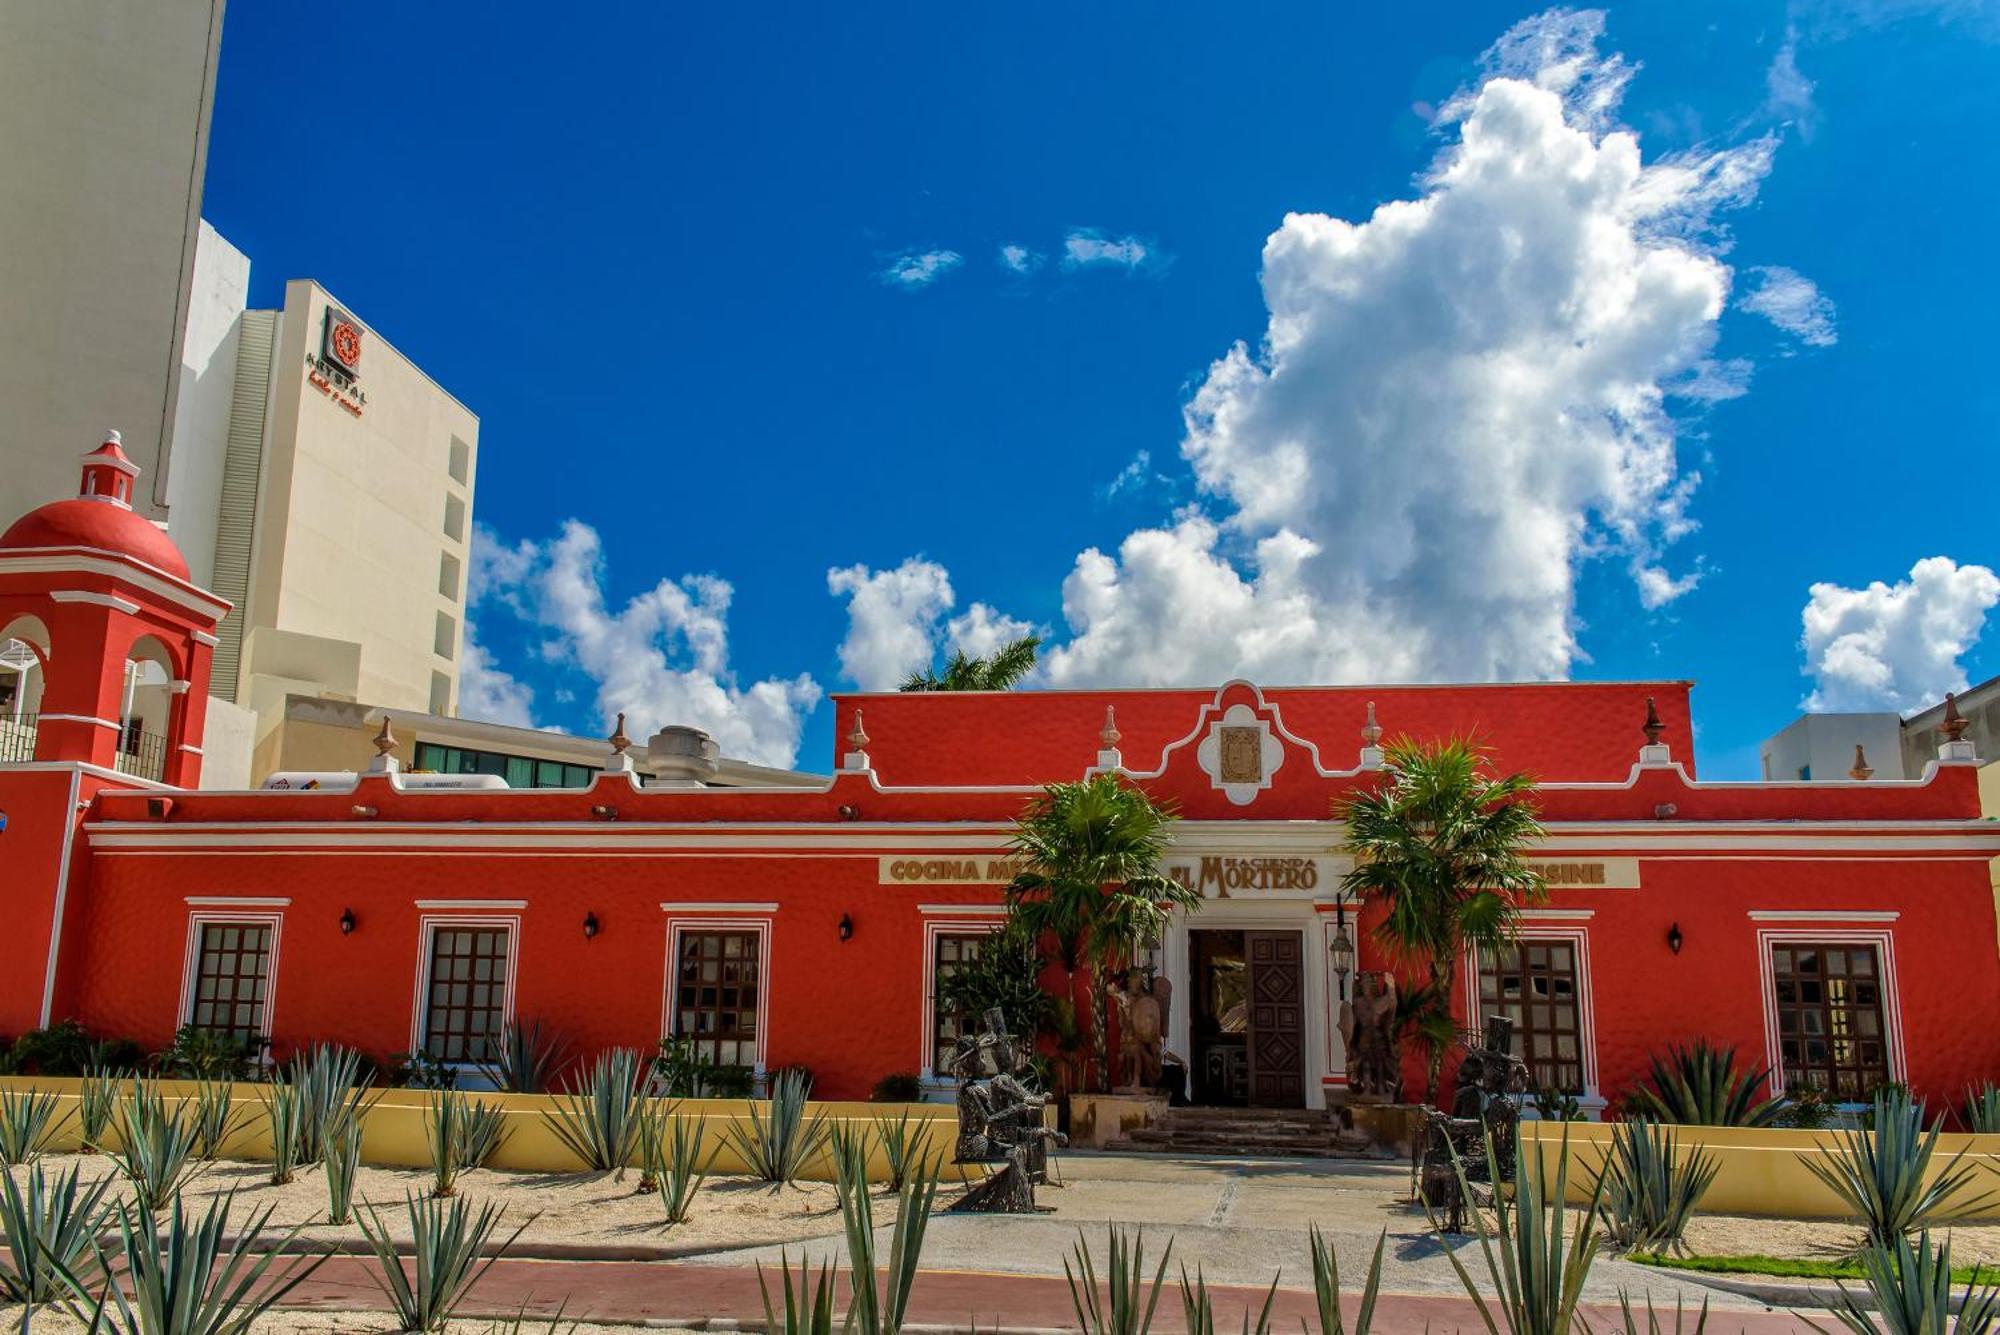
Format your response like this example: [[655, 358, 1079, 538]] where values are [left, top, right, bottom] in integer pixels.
[[1190, 929, 1306, 1108]]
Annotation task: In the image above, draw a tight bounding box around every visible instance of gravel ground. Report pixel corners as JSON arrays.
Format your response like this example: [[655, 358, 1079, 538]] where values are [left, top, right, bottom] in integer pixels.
[[2, 1314, 691, 1334]]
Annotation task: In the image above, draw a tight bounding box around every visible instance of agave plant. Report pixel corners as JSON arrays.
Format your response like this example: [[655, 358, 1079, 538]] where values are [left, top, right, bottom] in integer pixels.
[[80, 1065, 129, 1154], [478, 1017, 572, 1094], [0, 1087, 70, 1167], [358, 1192, 529, 1332], [112, 1080, 204, 1215], [874, 1108, 928, 1193], [288, 1041, 375, 1165], [1622, 1040, 1783, 1127], [259, 1080, 305, 1186], [834, 1123, 940, 1335], [1067, 1226, 1174, 1335], [1597, 1118, 1719, 1253], [480, 1307, 579, 1335], [0, 1161, 115, 1304], [190, 1077, 247, 1160], [1307, 1224, 1386, 1335], [68, 1192, 329, 1335], [1964, 1082, 2000, 1135], [1600, 1292, 1712, 1334], [542, 1047, 644, 1179], [1803, 1087, 1994, 1252], [426, 1090, 510, 1197], [1435, 1126, 1606, 1335], [323, 1110, 364, 1226], [758, 1251, 842, 1335], [1808, 1230, 2000, 1335], [724, 1068, 828, 1187], [1181, 1265, 1277, 1335], [658, 1113, 710, 1225]]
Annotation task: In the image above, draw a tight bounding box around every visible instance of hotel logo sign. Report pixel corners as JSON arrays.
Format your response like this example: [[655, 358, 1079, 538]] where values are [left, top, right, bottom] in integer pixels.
[[307, 307, 369, 418]]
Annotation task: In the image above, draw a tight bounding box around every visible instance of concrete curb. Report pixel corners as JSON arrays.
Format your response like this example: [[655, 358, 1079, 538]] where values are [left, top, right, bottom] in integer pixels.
[[224, 1232, 792, 1264]]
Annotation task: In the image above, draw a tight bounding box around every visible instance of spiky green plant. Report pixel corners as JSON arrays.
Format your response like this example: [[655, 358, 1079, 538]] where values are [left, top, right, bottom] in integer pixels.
[[1803, 1087, 1994, 1253], [0, 1087, 69, 1167], [1435, 1126, 1606, 1335], [1307, 1225, 1386, 1334], [68, 1191, 329, 1335], [288, 1041, 374, 1165], [477, 1018, 572, 1094], [1964, 1083, 2000, 1135], [190, 1078, 247, 1160], [455, 1095, 508, 1171], [112, 1080, 203, 1215], [1181, 1265, 1278, 1335], [80, 1066, 129, 1153], [1622, 1041, 1783, 1127], [1596, 1292, 1712, 1334], [258, 1080, 304, 1186], [542, 1047, 644, 1179], [1807, 1231, 2000, 1335], [658, 1114, 710, 1225], [633, 1096, 674, 1193], [357, 1192, 529, 1332], [874, 1108, 928, 1193], [0, 1161, 115, 1304], [1597, 1119, 1719, 1254], [834, 1123, 939, 1334], [725, 1067, 829, 1187], [426, 1090, 464, 1198], [758, 1251, 842, 1335], [323, 1110, 364, 1227], [479, 1306, 579, 1335], [1067, 1226, 1174, 1335]]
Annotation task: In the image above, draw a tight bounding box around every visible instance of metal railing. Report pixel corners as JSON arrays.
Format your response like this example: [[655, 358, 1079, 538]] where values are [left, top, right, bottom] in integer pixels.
[[0, 712, 37, 764], [115, 721, 167, 782]]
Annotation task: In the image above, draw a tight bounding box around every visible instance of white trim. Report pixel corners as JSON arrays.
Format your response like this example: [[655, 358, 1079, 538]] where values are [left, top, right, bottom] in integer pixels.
[[178, 910, 285, 1046], [410, 914, 520, 1058], [0, 549, 232, 617], [40, 713, 122, 730], [176, 744, 203, 755], [185, 896, 291, 906], [658, 901, 779, 913], [1464, 926, 1601, 1104], [413, 899, 527, 909], [916, 903, 1007, 916], [1163, 901, 1333, 1110], [49, 590, 142, 615], [919, 916, 1006, 1079], [1755, 928, 1905, 1096], [191, 631, 220, 647], [1519, 908, 1597, 920], [660, 915, 771, 1073], [38, 768, 83, 1025], [1748, 910, 1900, 922], [167, 681, 191, 695]]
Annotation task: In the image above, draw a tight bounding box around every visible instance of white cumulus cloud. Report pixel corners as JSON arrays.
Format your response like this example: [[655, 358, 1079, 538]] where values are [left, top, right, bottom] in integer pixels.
[[879, 249, 964, 289], [469, 522, 820, 767], [828, 558, 1039, 689], [1033, 8, 1773, 689], [457, 630, 537, 729], [1062, 230, 1160, 272], [998, 244, 1042, 274], [1801, 557, 2000, 712], [1740, 265, 1838, 346]]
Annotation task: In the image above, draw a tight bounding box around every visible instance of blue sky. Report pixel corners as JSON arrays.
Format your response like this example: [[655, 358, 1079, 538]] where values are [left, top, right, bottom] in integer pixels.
[[203, 1, 1999, 774]]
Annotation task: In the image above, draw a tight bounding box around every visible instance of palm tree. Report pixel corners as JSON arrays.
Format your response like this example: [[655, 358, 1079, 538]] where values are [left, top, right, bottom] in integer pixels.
[[900, 634, 1042, 691], [1004, 774, 1198, 1093], [1335, 737, 1547, 1104]]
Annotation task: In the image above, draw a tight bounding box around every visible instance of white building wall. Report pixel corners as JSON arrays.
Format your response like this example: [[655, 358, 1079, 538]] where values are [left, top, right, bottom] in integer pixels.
[[0, 0, 224, 527], [1759, 713, 1908, 782], [162, 221, 251, 589]]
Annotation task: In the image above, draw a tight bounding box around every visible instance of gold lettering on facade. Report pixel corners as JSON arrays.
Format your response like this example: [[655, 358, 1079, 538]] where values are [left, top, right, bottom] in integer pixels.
[[1218, 726, 1264, 783], [1538, 862, 1607, 886], [1166, 855, 1321, 898]]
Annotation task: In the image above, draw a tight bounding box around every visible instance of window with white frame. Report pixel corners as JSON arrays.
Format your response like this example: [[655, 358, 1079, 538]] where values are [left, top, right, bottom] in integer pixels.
[[420, 924, 511, 1063], [186, 921, 274, 1048], [1768, 941, 1890, 1098], [1476, 937, 1586, 1095], [931, 931, 992, 1075], [673, 929, 761, 1068]]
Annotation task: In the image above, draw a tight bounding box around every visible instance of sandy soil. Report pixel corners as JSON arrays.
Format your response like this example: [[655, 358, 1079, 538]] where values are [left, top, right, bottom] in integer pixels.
[[1680, 1211, 2000, 1265], [4, 1313, 691, 1334], [6, 1151, 901, 1257]]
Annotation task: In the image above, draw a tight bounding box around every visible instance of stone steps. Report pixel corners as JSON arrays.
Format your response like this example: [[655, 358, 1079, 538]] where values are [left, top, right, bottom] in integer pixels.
[[1102, 1105, 1381, 1158]]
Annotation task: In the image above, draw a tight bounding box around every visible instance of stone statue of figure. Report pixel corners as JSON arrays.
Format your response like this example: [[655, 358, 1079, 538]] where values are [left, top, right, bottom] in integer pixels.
[[1114, 968, 1168, 1091], [1347, 971, 1400, 1100], [949, 1008, 1066, 1213]]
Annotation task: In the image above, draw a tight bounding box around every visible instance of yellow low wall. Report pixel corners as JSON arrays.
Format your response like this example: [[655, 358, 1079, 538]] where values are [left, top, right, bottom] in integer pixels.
[[0, 1077, 975, 1185], [1519, 1121, 2000, 1221]]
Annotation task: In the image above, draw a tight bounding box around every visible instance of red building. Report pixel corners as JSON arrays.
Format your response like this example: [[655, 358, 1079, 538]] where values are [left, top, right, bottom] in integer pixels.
[[3, 441, 1998, 1113]]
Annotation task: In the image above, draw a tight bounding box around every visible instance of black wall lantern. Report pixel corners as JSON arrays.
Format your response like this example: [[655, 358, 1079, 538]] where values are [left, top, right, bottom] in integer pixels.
[[1666, 922, 1683, 955], [838, 913, 854, 942], [583, 911, 600, 940], [339, 907, 356, 936]]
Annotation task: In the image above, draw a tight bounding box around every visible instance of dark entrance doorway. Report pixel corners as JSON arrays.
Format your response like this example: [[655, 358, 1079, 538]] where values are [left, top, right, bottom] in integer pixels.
[[1190, 928, 1305, 1107]]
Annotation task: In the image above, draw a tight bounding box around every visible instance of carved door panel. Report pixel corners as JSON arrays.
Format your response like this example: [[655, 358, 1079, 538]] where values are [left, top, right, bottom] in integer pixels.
[[1246, 931, 1305, 1107]]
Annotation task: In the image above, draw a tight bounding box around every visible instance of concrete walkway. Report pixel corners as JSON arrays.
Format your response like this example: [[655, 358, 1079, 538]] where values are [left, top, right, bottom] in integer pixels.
[[276, 1152, 1816, 1331]]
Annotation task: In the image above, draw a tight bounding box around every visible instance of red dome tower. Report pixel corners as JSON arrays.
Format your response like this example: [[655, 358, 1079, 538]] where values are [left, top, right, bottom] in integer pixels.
[[0, 433, 230, 784]]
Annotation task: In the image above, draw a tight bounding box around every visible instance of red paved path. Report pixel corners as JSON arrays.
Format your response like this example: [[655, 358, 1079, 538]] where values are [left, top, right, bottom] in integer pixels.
[[281, 1256, 1812, 1332]]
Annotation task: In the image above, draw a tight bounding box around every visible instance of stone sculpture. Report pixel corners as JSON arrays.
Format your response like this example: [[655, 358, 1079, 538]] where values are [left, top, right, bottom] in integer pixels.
[[1113, 968, 1171, 1092], [1341, 971, 1402, 1101], [948, 1007, 1066, 1213]]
